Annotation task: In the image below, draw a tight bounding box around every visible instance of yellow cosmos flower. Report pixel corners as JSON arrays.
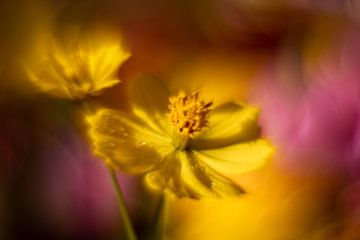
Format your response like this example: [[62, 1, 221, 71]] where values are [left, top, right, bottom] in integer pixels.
[[25, 31, 130, 100], [87, 76, 274, 199]]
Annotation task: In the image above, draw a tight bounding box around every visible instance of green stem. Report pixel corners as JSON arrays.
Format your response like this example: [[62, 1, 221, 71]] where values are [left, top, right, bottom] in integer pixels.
[[155, 193, 169, 240], [108, 166, 137, 240]]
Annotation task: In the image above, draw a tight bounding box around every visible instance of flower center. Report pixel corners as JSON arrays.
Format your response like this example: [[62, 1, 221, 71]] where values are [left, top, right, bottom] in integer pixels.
[[169, 91, 212, 149]]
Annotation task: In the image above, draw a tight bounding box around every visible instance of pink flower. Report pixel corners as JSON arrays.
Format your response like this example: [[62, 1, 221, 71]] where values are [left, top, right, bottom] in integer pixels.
[[252, 29, 360, 176]]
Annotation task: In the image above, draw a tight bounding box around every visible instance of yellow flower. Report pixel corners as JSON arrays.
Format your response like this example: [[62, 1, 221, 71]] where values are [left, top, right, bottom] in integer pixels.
[[25, 31, 130, 100], [87, 76, 274, 199]]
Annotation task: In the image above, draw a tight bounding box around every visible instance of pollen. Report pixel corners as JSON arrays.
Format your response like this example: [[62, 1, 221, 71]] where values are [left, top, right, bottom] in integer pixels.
[[169, 91, 213, 138]]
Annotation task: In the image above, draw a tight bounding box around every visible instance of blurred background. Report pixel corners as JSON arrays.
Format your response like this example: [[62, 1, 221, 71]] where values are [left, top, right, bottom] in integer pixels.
[[1, 0, 360, 239]]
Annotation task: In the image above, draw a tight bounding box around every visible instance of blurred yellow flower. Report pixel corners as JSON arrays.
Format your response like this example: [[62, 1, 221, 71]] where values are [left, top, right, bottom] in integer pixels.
[[25, 31, 130, 100], [168, 166, 337, 240], [87, 76, 273, 199]]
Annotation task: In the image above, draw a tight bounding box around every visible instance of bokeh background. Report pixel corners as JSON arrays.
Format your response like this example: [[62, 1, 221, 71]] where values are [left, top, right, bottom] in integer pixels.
[[1, 0, 360, 239]]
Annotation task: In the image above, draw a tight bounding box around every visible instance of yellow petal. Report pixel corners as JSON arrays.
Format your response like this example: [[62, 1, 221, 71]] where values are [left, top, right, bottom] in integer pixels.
[[190, 102, 260, 150], [129, 75, 172, 136], [87, 108, 172, 173], [145, 151, 244, 199], [145, 151, 187, 196], [195, 139, 274, 174], [87, 43, 130, 94], [179, 151, 245, 198], [26, 41, 79, 99]]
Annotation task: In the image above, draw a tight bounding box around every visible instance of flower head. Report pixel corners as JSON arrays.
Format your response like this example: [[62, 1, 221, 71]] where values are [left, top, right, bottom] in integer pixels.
[[169, 91, 213, 139], [25, 30, 130, 100], [88, 76, 273, 199]]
